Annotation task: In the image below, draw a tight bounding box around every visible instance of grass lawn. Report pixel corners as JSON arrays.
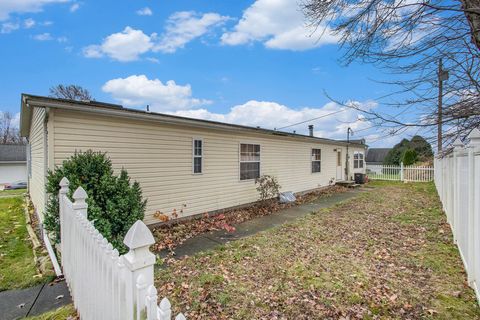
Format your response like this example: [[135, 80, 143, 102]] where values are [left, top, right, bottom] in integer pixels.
[[0, 196, 53, 291], [24, 304, 77, 319], [0, 188, 27, 197], [156, 181, 480, 319]]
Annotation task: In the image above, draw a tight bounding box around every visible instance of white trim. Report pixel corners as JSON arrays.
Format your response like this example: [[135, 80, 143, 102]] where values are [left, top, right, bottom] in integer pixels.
[[238, 142, 261, 181], [0, 161, 27, 164], [354, 151, 365, 169], [311, 147, 322, 174], [192, 137, 203, 175]]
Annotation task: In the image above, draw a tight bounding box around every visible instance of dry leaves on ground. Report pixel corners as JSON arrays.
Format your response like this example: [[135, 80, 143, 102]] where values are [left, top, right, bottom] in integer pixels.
[[151, 186, 347, 253], [155, 182, 480, 319]]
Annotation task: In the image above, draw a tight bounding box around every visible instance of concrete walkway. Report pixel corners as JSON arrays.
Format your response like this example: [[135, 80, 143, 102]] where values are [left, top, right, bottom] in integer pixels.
[[162, 188, 365, 259], [0, 280, 71, 320]]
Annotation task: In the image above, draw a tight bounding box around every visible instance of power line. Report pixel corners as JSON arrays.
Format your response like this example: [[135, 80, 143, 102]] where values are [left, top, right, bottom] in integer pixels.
[[276, 108, 347, 131]]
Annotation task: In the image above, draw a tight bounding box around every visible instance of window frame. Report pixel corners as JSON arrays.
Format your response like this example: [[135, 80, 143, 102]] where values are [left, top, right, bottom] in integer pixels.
[[311, 148, 322, 173], [353, 151, 364, 169], [239, 142, 261, 181], [192, 138, 203, 175]]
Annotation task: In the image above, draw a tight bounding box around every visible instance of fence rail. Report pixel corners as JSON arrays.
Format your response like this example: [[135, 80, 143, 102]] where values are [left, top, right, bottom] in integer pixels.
[[366, 163, 434, 182], [59, 177, 186, 320], [434, 129, 480, 305]]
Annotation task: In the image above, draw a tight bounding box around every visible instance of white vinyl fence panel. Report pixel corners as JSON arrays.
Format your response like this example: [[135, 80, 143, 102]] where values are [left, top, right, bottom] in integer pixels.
[[434, 129, 480, 306], [366, 163, 434, 182], [59, 177, 186, 320]]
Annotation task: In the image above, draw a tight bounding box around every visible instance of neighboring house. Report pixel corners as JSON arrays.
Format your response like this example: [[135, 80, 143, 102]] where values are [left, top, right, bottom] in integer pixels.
[[366, 148, 391, 165], [366, 148, 391, 174], [0, 144, 27, 184], [19, 94, 367, 225]]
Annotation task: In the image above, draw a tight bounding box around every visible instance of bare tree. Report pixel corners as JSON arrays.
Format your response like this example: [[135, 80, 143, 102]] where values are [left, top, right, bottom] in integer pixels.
[[49, 84, 93, 101], [0, 111, 24, 144], [302, 0, 480, 148]]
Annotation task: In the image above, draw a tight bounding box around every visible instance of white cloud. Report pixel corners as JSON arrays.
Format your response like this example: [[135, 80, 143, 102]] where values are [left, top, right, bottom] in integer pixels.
[[154, 11, 230, 53], [0, 111, 20, 128], [83, 11, 229, 61], [102, 75, 211, 111], [221, 0, 338, 51], [33, 32, 53, 40], [0, 0, 68, 21], [146, 57, 160, 64], [136, 7, 152, 16], [1, 21, 19, 33], [23, 18, 35, 28], [69, 2, 80, 12], [83, 27, 155, 62], [57, 36, 67, 42], [171, 100, 377, 140]]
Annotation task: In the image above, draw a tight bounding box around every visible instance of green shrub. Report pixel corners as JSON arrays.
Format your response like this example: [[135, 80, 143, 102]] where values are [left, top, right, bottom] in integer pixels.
[[383, 135, 433, 165], [402, 149, 417, 166], [255, 175, 281, 201], [44, 150, 146, 253]]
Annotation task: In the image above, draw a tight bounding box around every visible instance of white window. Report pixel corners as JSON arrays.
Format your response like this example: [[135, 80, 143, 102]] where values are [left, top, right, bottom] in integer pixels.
[[240, 143, 260, 180], [354, 151, 364, 169], [311, 148, 321, 173], [193, 139, 203, 174]]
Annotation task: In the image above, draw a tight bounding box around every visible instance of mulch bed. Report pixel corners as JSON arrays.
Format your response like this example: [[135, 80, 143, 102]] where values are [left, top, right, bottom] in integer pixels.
[[152, 185, 348, 253]]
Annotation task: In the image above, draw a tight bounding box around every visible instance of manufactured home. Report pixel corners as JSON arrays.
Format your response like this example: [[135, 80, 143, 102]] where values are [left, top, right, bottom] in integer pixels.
[[20, 94, 367, 225]]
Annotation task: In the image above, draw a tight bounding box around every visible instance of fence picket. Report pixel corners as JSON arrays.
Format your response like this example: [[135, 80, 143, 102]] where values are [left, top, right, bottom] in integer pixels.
[[366, 163, 433, 182], [434, 128, 480, 306], [58, 180, 187, 319]]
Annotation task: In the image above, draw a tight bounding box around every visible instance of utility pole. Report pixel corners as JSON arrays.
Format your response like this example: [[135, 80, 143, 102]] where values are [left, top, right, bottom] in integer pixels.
[[345, 127, 353, 180], [437, 58, 449, 153]]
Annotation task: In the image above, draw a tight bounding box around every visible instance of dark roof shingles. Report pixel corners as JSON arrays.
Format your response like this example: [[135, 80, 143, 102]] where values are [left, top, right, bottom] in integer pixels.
[[366, 148, 391, 163], [0, 144, 26, 162]]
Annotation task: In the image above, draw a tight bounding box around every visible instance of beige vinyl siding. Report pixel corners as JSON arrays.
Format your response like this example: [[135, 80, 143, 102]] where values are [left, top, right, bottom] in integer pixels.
[[29, 107, 47, 220], [52, 108, 364, 225]]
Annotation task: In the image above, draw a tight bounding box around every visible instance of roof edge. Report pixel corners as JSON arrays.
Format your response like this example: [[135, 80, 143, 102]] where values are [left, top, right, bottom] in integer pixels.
[[21, 94, 368, 148]]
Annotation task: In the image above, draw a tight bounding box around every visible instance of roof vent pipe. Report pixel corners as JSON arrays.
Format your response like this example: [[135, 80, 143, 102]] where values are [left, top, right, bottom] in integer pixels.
[[308, 125, 314, 137]]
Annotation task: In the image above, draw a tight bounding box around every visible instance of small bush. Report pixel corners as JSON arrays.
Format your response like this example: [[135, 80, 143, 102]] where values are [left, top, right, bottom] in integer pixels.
[[44, 150, 146, 253], [402, 148, 417, 166], [255, 175, 281, 202]]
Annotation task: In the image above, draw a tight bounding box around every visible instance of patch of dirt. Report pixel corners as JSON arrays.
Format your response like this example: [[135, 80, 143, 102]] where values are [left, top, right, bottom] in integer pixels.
[[152, 185, 347, 253]]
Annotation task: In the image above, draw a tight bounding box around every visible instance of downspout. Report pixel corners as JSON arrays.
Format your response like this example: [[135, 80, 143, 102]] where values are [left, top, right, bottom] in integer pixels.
[[42, 107, 62, 276], [43, 108, 49, 218]]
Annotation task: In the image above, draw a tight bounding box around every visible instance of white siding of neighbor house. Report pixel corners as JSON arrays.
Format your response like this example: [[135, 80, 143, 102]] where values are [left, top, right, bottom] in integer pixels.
[[28, 107, 47, 220], [51, 108, 366, 225], [0, 163, 27, 184]]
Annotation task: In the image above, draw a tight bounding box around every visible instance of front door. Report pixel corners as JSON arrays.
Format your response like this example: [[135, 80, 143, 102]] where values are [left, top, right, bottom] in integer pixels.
[[336, 151, 343, 180]]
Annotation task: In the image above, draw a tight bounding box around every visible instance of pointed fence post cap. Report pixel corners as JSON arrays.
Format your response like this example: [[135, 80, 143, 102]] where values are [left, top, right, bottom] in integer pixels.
[[147, 284, 157, 296], [453, 138, 463, 148], [59, 177, 70, 194], [72, 186, 88, 201], [468, 128, 480, 146], [123, 220, 154, 249], [175, 313, 187, 320], [59, 177, 69, 188], [159, 297, 171, 310]]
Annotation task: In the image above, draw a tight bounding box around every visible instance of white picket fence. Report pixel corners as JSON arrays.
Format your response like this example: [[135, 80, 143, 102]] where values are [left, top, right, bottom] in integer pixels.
[[59, 177, 186, 320], [434, 128, 480, 305], [366, 163, 434, 182]]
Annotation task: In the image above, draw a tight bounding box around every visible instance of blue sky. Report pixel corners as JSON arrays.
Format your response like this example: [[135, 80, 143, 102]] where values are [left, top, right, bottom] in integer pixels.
[[0, 0, 417, 147]]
